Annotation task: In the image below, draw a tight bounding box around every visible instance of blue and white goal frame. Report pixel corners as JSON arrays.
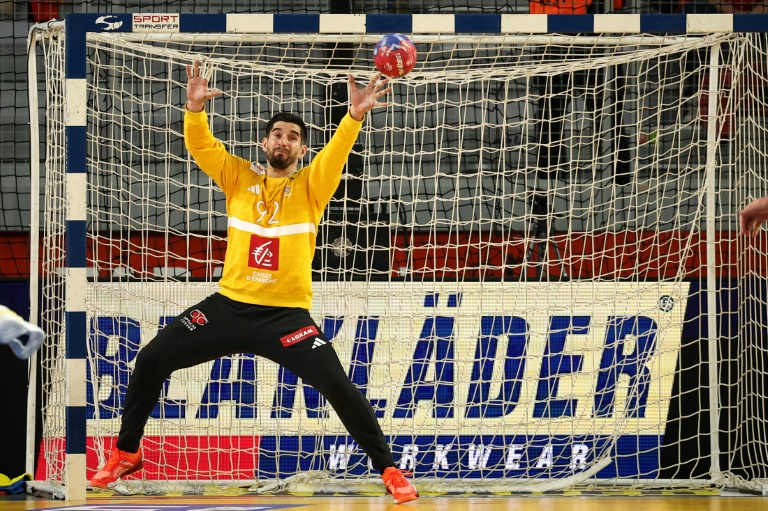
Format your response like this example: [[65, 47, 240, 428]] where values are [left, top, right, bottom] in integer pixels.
[[28, 12, 768, 500]]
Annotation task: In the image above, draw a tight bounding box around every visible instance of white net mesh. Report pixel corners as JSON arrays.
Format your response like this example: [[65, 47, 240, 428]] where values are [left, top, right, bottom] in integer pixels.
[[32, 26, 768, 494]]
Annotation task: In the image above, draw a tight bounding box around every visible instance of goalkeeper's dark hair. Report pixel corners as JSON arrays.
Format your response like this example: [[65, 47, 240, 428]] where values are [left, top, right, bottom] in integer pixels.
[[265, 112, 307, 145]]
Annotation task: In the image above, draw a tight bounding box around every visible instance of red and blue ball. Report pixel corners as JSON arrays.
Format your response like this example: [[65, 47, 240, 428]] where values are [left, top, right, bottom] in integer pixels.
[[373, 33, 417, 78]]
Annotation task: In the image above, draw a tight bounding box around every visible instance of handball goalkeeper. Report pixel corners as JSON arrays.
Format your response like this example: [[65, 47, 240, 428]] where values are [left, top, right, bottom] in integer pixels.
[[89, 61, 418, 505]]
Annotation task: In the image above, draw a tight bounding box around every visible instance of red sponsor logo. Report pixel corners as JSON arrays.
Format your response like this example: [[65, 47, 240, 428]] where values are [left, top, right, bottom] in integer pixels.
[[280, 325, 319, 347], [190, 310, 208, 325], [248, 234, 279, 270]]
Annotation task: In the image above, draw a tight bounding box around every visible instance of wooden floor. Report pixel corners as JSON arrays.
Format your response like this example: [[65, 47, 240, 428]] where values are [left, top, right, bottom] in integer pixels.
[[1, 495, 768, 511]]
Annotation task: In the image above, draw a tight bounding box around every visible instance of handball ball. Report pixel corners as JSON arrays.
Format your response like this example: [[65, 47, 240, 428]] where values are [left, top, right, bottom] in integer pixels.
[[373, 33, 417, 78]]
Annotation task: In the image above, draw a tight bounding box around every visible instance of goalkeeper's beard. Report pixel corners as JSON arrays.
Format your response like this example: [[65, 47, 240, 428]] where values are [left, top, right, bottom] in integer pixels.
[[267, 151, 297, 172]]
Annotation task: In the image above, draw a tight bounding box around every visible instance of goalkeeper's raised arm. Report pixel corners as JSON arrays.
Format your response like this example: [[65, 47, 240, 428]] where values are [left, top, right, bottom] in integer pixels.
[[183, 60, 240, 192], [185, 60, 222, 113]]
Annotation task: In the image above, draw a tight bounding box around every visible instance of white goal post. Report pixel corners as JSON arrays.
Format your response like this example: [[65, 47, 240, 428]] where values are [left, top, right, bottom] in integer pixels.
[[28, 13, 768, 500]]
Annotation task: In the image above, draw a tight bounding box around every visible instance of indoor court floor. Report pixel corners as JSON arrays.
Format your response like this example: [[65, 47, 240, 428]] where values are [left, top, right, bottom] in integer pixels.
[[2, 494, 768, 511]]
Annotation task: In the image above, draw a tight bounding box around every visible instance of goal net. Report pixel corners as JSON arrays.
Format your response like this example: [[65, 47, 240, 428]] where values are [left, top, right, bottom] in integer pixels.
[[29, 14, 768, 496]]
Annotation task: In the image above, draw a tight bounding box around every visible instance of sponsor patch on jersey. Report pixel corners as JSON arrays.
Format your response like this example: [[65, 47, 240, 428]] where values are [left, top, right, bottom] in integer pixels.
[[248, 234, 279, 271], [250, 161, 266, 175], [280, 325, 319, 347]]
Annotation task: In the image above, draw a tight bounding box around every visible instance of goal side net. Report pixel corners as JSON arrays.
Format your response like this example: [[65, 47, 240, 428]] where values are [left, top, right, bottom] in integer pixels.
[[29, 13, 768, 497]]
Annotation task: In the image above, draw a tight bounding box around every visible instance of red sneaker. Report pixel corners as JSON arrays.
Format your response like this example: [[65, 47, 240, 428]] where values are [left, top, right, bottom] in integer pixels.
[[381, 467, 419, 504], [89, 448, 144, 489]]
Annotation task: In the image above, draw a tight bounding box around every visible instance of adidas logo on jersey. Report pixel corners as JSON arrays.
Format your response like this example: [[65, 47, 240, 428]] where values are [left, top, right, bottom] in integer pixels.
[[247, 184, 260, 194], [312, 338, 327, 349]]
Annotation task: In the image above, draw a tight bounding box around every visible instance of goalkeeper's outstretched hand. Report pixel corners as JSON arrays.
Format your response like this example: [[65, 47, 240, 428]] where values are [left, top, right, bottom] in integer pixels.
[[185, 60, 222, 113], [348, 72, 391, 122], [0, 305, 44, 360]]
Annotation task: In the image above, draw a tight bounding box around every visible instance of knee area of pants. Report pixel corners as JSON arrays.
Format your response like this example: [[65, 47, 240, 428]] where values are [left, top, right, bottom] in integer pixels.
[[322, 380, 361, 402], [133, 347, 165, 377]]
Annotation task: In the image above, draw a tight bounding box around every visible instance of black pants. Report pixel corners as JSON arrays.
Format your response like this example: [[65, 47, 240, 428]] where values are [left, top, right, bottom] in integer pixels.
[[116, 292, 395, 471]]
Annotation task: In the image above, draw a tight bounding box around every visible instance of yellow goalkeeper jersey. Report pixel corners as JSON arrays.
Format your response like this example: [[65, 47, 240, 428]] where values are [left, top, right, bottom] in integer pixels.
[[184, 108, 363, 309]]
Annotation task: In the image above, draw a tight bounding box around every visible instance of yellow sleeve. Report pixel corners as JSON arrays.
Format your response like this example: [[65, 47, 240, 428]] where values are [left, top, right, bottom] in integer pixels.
[[307, 112, 363, 208], [184, 105, 247, 194]]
